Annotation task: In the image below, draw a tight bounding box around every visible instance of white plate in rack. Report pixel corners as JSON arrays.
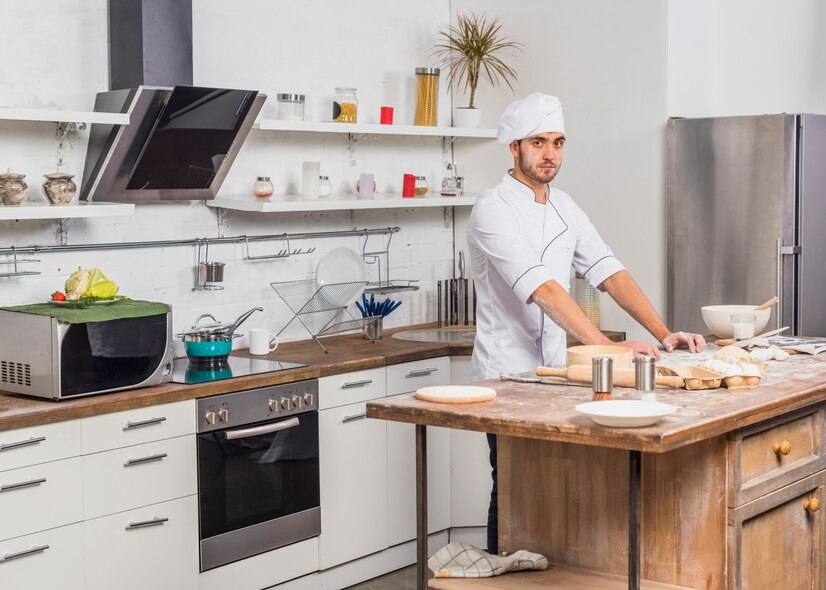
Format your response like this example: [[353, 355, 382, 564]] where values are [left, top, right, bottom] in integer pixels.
[[575, 400, 678, 427], [316, 247, 367, 286], [415, 385, 496, 404]]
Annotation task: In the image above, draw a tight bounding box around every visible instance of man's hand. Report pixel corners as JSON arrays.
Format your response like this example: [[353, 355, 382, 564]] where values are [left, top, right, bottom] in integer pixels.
[[661, 331, 706, 353], [623, 340, 663, 359]]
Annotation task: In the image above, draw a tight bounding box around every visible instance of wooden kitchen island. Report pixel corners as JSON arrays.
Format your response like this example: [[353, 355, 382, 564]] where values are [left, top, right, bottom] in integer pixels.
[[366, 348, 826, 590]]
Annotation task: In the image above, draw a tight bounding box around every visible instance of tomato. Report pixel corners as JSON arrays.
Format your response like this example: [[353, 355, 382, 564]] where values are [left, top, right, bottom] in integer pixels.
[[51, 291, 66, 301]]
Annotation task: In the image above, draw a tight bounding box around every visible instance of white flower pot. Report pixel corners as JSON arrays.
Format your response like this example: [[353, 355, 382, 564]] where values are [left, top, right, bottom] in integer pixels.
[[453, 107, 482, 128]]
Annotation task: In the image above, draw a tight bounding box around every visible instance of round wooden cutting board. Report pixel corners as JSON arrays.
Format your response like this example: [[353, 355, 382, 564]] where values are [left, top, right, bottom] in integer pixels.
[[415, 385, 497, 404]]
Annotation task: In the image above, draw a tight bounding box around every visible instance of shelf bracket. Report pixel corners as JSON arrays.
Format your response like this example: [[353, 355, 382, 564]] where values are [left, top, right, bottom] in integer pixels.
[[55, 122, 85, 169]]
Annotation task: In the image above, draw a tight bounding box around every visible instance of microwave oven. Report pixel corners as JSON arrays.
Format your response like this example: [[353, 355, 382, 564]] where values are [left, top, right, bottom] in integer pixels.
[[0, 308, 173, 401]]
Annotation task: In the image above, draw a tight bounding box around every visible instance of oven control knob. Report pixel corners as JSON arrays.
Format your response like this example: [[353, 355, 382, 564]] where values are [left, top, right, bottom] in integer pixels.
[[217, 408, 230, 423], [268, 399, 280, 413], [292, 395, 303, 409], [280, 397, 291, 410], [204, 411, 217, 425], [303, 393, 314, 407]]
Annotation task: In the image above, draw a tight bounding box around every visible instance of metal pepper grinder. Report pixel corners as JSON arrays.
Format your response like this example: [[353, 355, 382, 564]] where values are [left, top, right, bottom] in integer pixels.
[[592, 356, 613, 401], [634, 355, 657, 401]]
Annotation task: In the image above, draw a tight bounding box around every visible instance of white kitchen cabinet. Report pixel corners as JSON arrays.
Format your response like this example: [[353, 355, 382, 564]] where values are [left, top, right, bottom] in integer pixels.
[[0, 522, 85, 590], [386, 357, 451, 546], [0, 420, 81, 472], [80, 400, 196, 454], [449, 355, 491, 528], [84, 495, 199, 590], [317, 369, 388, 569], [82, 434, 196, 519]]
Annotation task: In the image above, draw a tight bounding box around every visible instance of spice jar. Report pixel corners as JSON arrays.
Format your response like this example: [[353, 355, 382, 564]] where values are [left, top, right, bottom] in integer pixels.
[[276, 93, 305, 121], [591, 356, 613, 401], [333, 87, 358, 123], [414, 176, 429, 197], [253, 176, 274, 199], [318, 175, 332, 198], [414, 67, 440, 126]]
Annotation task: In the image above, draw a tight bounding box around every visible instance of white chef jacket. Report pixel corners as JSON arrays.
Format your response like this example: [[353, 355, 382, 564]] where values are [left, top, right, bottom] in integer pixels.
[[467, 172, 625, 381]]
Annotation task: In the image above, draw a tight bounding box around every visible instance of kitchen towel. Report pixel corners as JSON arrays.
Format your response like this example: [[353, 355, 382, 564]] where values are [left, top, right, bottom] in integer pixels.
[[428, 542, 547, 578], [0, 299, 170, 324]]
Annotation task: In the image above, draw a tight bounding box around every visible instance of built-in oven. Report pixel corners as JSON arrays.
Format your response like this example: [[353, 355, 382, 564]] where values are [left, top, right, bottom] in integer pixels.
[[196, 379, 320, 571]]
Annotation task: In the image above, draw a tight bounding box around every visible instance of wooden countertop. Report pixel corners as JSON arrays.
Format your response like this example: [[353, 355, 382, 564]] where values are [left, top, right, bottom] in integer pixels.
[[0, 323, 472, 432], [367, 347, 826, 454]]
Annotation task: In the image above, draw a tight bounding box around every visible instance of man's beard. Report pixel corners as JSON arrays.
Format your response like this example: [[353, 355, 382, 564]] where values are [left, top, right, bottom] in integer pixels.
[[517, 150, 560, 185]]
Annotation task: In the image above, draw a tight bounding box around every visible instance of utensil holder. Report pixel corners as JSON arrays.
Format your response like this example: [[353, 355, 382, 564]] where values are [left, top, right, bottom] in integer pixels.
[[362, 316, 383, 340]]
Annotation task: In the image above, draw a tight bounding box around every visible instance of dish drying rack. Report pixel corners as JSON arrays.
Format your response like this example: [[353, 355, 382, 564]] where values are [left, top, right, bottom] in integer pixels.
[[360, 231, 419, 294], [271, 279, 380, 352]]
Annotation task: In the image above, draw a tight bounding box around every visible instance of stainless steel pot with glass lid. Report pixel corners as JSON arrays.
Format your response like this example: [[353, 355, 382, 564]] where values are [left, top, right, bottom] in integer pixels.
[[178, 307, 262, 360]]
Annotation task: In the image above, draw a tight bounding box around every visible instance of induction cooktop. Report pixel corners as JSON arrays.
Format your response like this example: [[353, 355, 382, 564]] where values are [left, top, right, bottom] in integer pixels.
[[171, 356, 307, 385]]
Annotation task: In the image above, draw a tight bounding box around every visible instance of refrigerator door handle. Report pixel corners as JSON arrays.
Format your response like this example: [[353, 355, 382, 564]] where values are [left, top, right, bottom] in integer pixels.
[[776, 238, 802, 330]]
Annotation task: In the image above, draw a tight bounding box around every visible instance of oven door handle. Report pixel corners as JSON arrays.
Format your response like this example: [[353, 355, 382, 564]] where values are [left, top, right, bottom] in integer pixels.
[[223, 417, 300, 440]]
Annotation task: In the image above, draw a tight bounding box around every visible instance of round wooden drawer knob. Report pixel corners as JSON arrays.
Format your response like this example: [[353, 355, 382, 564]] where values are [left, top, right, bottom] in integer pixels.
[[772, 441, 792, 455], [803, 497, 820, 513]]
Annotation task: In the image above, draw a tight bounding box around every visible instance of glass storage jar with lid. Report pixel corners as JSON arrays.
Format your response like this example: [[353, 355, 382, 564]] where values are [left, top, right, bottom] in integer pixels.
[[276, 93, 305, 121], [318, 176, 332, 198], [333, 87, 357, 123], [414, 176, 429, 197], [253, 176, 274, 199]]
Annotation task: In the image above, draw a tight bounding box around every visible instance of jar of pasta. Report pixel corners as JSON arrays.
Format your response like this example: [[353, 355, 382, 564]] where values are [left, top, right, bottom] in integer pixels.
[[333, 87, 358, 123], [413, 67, 439, 126]]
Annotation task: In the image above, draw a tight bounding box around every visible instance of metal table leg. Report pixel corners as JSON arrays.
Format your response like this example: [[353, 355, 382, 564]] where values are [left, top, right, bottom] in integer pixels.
[[629, 450, 641, 590], [416, 424, 428, 590]]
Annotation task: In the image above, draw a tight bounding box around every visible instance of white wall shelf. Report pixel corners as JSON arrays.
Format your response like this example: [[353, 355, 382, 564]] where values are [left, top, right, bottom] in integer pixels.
[[0, 107, 129, 126], [255, 119, 496, 139], [0, 201, 135, 220], [208, 193, 478, 213]]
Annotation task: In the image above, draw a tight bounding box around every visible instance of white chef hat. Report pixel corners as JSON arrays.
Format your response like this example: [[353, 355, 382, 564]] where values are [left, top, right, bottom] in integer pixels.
[[497, 92, 565, 144]]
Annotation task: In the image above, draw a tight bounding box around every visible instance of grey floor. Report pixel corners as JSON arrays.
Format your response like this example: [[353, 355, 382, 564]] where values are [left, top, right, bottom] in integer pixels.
[[343, 564, 418, 590]]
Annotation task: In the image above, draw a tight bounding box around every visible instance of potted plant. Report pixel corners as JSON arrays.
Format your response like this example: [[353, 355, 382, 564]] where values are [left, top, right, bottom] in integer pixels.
[[432, 12, 524, 127]]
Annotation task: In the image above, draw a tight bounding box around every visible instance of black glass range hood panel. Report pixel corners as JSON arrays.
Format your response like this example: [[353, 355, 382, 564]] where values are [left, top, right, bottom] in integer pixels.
[[80, 85, 265, 203]]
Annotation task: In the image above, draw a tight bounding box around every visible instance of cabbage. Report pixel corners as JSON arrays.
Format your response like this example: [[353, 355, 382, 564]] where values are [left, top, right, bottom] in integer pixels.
[[64, 267, 90, 300]]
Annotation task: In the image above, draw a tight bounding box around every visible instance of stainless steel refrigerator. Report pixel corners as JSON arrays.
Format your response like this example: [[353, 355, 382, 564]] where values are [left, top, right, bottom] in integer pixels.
[[666, 114, 826, 337]]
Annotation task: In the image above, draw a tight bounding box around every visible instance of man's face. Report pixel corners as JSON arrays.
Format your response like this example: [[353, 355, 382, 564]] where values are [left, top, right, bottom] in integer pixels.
[[510, 132, 566, 186]]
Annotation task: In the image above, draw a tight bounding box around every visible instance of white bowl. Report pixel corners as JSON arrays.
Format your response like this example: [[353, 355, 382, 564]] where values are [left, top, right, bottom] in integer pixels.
[[701, 305, 771, 339]]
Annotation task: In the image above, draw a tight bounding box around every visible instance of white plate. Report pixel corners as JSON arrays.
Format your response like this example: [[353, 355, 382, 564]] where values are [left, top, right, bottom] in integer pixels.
[[415, 385, 497, 404], [575, 400, 678, 427], [316, 247, 367, 286], [48, 298, 119, 306]]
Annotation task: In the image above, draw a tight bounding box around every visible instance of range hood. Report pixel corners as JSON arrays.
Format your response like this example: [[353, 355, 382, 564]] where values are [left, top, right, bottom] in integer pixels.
[[80, 85, 264, 202]]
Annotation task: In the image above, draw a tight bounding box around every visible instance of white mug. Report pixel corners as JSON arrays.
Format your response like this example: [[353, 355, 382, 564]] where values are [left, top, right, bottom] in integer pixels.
[[249, 328, 279, 355]]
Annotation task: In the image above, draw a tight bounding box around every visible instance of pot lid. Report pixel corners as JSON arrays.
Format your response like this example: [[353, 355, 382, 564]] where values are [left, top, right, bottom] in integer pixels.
[[44, 172, 75, 180], [0, 170, 25, 179], [181, 313, 232, 337]]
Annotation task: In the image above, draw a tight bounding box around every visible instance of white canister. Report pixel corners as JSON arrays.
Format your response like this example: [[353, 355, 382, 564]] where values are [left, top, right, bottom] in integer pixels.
[[302, 162, 320, 200]]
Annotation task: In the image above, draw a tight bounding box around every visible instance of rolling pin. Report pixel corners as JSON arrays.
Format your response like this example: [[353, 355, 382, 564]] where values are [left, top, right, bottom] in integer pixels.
[[536, 365, 685, 388]]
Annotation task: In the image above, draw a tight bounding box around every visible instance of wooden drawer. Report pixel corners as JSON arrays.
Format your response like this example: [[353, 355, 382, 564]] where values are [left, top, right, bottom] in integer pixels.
[[0, 457, 83, 541], [82, 434, 196, 519], [386, 356, 450, 395], [81, 399, 195, 454], [84, 495, 198, 590], [318, 367, 386, 409], [0, 420, 81, 472], [729, 405, 825, 506], [0, 522, 84, 590]]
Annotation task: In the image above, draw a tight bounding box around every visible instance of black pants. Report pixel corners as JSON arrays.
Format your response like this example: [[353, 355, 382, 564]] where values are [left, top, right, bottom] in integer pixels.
[[486, 433, 498, 555]]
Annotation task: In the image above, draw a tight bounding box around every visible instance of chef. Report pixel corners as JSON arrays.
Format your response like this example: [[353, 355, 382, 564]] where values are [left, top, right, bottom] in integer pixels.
[[467, 92, 706, 554]]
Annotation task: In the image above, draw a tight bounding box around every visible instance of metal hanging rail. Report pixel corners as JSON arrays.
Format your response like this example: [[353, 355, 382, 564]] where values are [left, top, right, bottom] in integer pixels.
[[0, 227, 401, 278]]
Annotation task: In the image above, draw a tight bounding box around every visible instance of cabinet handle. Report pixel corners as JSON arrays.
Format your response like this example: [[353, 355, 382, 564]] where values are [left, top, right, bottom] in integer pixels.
[[803, 497, 820, 513], [124, 416, 167, 430], [772, 441, 792, 455], [0, 435, 46, 452], [0, 477, 46, 493], [1, 544, 49, 562], [341, 379, 373, 389], [343, 412, 367, 423], [224, 417, 299, 440], [126, 516, 169, 530], [124, 452, 168, 467], [407, 367, 437, 377]]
